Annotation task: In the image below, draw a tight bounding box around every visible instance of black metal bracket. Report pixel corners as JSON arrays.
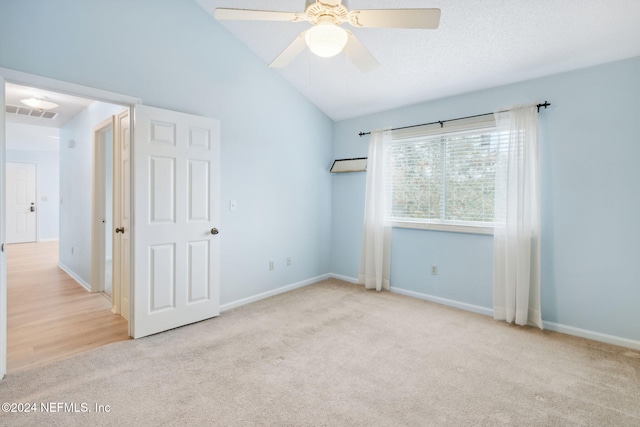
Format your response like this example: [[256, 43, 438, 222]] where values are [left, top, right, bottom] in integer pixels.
[[537, 101, 551, 113]]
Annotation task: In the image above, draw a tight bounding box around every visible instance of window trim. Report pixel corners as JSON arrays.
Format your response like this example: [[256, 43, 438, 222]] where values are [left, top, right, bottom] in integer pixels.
[[387, 219, 494, 235]]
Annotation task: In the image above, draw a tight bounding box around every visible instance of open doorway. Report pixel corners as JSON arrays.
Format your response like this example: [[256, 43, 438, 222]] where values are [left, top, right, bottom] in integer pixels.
[[2, 69, 222, 377], [4, 83, 130, 371]]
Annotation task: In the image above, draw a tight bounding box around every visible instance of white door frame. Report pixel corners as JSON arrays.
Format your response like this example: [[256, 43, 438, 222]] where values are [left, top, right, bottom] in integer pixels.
[[0, 67, 141, 378], [112, 110, 131, 321], [91, 117, 115, 295]]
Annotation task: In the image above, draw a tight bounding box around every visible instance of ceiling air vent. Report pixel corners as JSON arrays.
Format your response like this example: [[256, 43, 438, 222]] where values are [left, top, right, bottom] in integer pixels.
[[5, 104, 59, 120], [42, 111, 57, 119]]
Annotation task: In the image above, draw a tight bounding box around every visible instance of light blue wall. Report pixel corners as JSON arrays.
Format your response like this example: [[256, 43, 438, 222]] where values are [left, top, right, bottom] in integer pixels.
[[2, 1, 637, 345], [332, 57, 640, 342], [0, 0, 333, 304], [58, 102, 124, 286], [5, 149, 60, 241]]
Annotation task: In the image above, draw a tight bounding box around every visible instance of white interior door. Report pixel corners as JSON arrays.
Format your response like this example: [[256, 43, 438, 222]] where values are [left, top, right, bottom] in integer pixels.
[[1, 75, 7, 378], [113, 110, 131, 321], [132, 105, 220, 338], [6, 162, 37, 244]]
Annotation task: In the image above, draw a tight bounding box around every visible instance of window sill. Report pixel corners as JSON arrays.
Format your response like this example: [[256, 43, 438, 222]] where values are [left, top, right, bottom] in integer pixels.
[[386, 220, 494, 235]]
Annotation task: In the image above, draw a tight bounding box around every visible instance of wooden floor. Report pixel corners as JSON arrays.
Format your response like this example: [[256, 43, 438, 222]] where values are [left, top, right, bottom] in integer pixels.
[[7, 241, 129, 372]]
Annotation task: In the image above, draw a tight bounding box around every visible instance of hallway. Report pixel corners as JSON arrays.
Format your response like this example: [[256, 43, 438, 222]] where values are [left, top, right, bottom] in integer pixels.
[[7, 241, 129, 372]]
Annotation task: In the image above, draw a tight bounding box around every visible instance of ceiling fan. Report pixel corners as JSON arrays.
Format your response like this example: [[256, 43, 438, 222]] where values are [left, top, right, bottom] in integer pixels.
[[214, 0, 441, 73]]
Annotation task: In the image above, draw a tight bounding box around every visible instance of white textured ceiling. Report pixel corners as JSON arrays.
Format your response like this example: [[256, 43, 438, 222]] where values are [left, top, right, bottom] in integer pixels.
[[195, 0, 640, 121]]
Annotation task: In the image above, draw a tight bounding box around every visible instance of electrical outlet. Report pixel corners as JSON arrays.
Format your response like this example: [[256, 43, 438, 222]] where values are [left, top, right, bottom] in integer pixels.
[[286, 257, 292, 266], [269, 261, 275, 271], [431, 265, 438, 275]]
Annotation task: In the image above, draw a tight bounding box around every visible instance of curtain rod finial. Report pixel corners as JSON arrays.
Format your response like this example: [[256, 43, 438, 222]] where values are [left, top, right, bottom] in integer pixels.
[[537, 101, 551, 112]]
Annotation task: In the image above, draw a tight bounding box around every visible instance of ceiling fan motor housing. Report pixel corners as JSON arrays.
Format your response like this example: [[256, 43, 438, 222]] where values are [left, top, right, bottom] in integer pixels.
[[305, 0, 349, 25], [305, 0, 347, 8]]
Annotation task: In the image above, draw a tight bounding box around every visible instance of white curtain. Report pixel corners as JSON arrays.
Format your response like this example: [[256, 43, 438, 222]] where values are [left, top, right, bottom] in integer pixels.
[[493, 105, 543, 329], [359, 128, 392, 291]]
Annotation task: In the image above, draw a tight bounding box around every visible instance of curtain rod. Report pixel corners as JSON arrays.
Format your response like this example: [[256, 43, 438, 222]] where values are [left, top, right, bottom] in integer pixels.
[[358, 101, 551, 137]]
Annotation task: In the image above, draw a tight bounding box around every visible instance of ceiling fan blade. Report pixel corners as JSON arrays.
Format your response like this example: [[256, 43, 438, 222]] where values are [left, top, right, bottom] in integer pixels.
[[269, 32, 308, 68], [348, 8, 441, 29], [215, 8, 304, 22], [345, 32, 379, 73]]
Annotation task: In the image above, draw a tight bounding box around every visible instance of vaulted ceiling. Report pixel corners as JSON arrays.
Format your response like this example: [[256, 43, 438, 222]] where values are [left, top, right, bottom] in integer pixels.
[[195, 0, 640, 120]]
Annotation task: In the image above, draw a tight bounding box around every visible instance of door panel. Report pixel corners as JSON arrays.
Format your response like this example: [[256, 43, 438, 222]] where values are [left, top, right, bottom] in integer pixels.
[[6, 163, 36, 244], [188, 160, 209, 221], [188, 240, 209, 303], [149, 156, 175, 223], [133, 105, 220, 338], [149, 243, 175, 311]]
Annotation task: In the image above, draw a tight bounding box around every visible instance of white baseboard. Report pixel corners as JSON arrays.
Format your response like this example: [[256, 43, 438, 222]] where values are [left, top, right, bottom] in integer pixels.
[[328, 274, 492, 316], [328, 275, 640, 351], [389, 286, 494, 317], [217, 272, 640, 351], [57, 262, 91, 291], [328, 273, 359, 284], [38, 238, 59, 242], [542, 321, 640, 351], [220, 273, 331, 312]]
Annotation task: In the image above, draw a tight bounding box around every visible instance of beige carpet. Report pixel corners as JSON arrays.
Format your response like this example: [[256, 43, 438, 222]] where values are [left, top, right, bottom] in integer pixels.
[[1, 278, 639, 426]]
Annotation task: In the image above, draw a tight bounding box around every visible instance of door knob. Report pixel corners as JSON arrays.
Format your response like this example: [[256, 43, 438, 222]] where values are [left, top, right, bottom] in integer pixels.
[[30, 202, 35, 212], [115, 227, 125, 233], [210, 228, 219, 235]]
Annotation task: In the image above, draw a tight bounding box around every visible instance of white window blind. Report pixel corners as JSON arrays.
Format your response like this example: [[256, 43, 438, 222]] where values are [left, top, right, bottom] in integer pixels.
[[384, 116, 500, 233]]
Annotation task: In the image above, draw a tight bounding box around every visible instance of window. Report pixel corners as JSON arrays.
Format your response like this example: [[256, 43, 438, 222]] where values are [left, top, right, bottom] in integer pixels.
[[384, 116, 498, 234]]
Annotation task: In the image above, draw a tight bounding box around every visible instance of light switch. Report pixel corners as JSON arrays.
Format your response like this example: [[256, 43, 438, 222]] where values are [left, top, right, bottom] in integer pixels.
[[229, 200, 237, 211]]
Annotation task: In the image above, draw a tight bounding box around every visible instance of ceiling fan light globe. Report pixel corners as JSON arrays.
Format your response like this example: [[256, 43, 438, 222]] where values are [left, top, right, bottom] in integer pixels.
[[305, 23, 348, 58]]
